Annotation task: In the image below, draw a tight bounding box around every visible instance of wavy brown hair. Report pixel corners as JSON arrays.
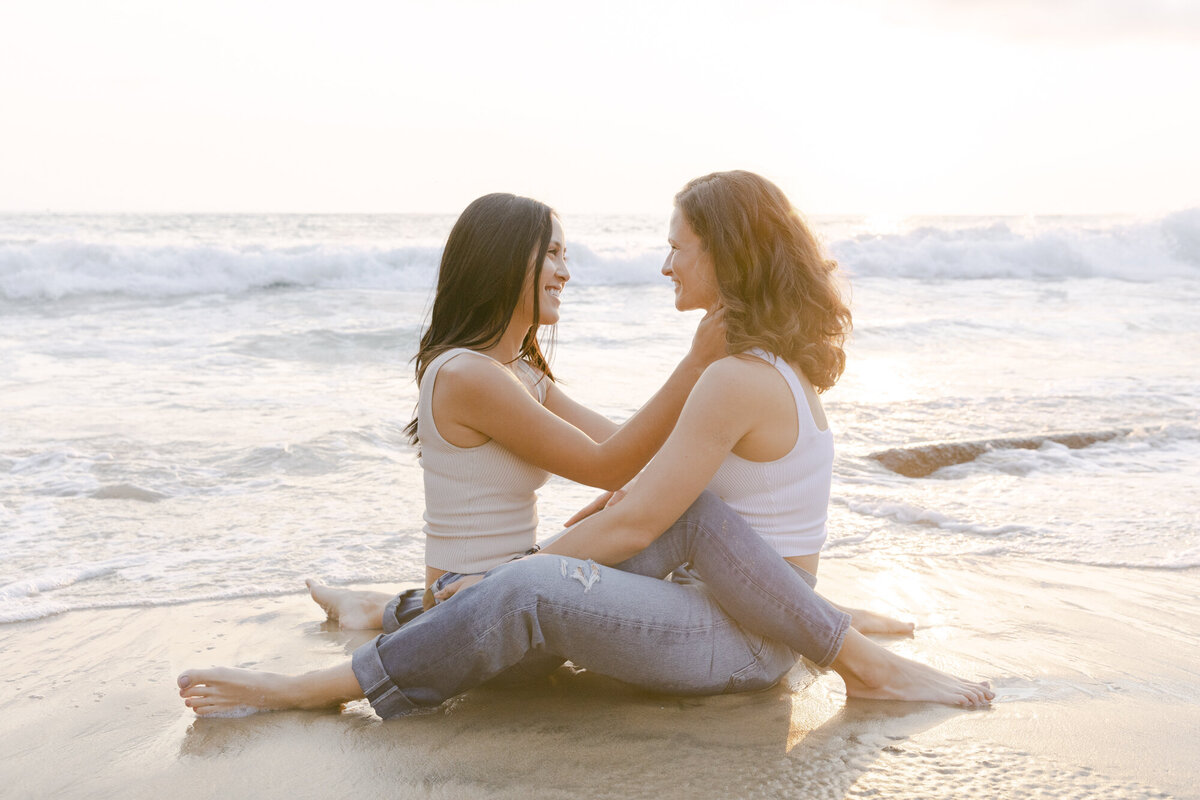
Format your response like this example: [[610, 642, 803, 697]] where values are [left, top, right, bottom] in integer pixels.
[[675, 171, 851, 392]]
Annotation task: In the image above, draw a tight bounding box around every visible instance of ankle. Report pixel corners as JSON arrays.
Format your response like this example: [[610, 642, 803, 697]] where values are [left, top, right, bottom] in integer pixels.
[[291, 666, 362, 709], [832, 631, 890, 689], [282, 672, 333, 710]]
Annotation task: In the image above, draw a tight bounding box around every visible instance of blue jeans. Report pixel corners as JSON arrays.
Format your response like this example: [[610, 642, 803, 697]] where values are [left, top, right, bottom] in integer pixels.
[[352, 491, 850, 718]]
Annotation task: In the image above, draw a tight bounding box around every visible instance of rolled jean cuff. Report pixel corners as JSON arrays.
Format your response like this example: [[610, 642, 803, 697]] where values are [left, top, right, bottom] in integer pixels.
[[351, 636, 418, 719], [783, 560, 845, 667], [380, 594, 405, 634], [814, 609, 851, 669]]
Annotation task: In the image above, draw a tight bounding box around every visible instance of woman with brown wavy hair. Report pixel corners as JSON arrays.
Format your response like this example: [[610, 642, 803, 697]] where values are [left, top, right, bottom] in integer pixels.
[[179, 173, 992, 717]]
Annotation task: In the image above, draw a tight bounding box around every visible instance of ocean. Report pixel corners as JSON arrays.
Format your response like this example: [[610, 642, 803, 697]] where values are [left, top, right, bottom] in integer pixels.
[[2, 210, 1198, 624]]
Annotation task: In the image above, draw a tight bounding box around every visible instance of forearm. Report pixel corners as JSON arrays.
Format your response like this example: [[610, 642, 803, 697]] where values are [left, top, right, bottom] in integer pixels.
[[569, 406, 621, 443], [586, 356, 706, 488], [540, 501, 660, 565]]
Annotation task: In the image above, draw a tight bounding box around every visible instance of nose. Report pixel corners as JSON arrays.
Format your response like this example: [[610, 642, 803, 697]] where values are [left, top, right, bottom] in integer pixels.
[[661, 253, 672, 276], [558, 259, 570, 283]]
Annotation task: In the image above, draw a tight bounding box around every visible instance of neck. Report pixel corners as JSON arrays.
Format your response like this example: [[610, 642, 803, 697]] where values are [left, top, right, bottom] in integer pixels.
[[477, 318, 531, 365]]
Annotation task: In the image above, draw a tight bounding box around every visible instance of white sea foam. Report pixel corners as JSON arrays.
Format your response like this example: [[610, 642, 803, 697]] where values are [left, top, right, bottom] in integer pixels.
[[0, 558, 142, 602], [3, 210, 1198, 301], [834, 209, 1200, 281], [0, 240, 441, 300], [0, 575, 423, 624], [921, 424, 1200, 480], [832, 496, 1030, 536]]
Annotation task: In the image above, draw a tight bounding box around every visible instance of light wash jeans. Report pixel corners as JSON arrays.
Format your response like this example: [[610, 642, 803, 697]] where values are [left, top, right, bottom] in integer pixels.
[[352, 491, 850, 719]]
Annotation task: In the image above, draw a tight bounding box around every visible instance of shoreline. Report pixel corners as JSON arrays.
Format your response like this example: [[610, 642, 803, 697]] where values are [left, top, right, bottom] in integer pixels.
[[2, 558, 1197, 799]]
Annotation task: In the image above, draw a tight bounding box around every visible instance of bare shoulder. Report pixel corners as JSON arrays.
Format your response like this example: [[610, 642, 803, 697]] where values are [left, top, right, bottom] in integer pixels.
[[701, 354, 778, 383], [434, 352, 520, 398], [694, 355, 779, 401]]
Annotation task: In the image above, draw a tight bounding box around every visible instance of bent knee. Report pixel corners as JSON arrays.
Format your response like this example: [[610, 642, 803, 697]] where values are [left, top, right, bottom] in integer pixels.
[[490, 554, 604, 597], [684, 490, 736, 524]]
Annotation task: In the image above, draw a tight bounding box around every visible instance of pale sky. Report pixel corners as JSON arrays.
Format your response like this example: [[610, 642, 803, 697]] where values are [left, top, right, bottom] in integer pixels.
[[1, 0, 1197, 215]]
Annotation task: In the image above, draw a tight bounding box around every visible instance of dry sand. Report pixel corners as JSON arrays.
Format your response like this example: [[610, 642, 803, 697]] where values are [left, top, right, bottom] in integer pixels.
[[2, 558, 1197, 799]]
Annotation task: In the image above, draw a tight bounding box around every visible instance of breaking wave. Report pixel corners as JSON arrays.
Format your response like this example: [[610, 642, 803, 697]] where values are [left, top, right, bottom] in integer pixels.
[[3, 210, 1198, 301]]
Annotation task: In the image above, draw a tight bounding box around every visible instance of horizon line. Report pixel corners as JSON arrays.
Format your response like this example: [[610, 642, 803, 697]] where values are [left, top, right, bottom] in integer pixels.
[[0, 207, 1190, 218]]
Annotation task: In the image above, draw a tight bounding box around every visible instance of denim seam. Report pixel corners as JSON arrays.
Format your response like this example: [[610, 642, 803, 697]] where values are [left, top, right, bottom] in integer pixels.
[[687, 514, 849, 664], [418, 571, 734, 671], [816, 612, 852, 669], [372, 590, 733, 701]]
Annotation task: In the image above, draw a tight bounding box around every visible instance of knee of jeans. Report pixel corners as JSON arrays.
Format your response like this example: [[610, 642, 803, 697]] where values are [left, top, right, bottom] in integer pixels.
[[486, 555, 559, 600], [687, 490, 743, 533], [491, 554, 603, 598], [685, 490, 725, 521]]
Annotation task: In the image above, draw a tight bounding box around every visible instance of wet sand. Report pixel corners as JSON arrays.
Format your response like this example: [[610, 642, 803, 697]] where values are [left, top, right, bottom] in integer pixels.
[[2, 558, 1197, 799]]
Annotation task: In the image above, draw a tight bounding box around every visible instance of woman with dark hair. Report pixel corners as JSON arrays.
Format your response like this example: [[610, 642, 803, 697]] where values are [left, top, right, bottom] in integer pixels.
[[308, 191, 729, 617], [178, 175, 993, 717]]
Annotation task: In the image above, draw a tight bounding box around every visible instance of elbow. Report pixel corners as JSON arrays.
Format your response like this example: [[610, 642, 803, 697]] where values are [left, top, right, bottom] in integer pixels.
[[611, 526, 656, 559], [598, 472, 634, 492], [581, 442, 645, 491], [607, 506, 663, 556], [585, 459, 638, 492]]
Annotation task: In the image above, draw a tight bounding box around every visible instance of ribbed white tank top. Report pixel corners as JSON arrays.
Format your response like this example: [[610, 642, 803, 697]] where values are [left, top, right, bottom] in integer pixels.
[[706, 349, 834, 557], [418, 348, 550, 572]]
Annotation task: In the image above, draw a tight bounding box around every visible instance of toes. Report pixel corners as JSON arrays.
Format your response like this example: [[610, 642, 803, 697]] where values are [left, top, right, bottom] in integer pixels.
[[184, 668, 218, 684], [968, 686, 991, 706], [178, 673, 192, 689]]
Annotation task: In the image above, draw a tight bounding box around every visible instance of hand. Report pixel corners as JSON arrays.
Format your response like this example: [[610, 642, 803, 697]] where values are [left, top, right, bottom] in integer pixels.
[[687, 304, 727, 367], [563, 482, 632, 527], [564, 491, 612, 527], [433, 573, 485, 601]]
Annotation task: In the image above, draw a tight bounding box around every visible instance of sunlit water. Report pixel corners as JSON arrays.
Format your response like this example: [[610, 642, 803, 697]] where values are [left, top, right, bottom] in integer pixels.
[[2, 212, 1197, 622]]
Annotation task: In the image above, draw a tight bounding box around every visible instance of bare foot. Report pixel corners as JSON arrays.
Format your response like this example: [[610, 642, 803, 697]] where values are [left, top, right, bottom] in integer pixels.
[[178, 663, 362, 717], [832, 629, 994, 707], [306, 579, 392, 630], [177, 667, 304, 716], [846, 605, 916, 636]]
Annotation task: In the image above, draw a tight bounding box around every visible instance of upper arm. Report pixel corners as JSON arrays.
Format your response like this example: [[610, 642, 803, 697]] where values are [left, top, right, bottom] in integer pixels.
[[436, 357, 630, 489], [604, 359, 767, 536]]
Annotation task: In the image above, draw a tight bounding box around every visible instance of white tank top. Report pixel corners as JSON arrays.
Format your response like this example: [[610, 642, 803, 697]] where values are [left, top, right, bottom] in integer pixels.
[[418, 348, 550, 572], [705, 349, 834, 557]]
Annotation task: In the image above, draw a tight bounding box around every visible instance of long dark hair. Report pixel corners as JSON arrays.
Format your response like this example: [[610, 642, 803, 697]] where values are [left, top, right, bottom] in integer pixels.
[[675, 171, 851, 392], [405, 193, 556, 444]]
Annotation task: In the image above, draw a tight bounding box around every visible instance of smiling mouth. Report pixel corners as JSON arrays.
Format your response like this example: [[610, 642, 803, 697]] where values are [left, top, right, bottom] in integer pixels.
[[545, 286, 562, 298]]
